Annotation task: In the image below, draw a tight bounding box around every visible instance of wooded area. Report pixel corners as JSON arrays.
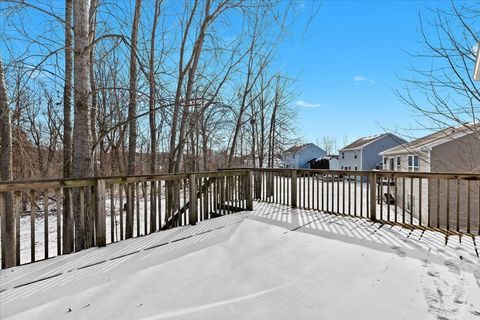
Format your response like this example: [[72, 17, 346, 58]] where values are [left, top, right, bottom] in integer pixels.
[[0, 0, 317, 182]]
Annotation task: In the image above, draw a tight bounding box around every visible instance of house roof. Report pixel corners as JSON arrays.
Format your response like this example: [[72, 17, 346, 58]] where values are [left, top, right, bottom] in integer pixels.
[[380, 123, 480, 156], [340, 133, 398, 151], [284, 143, 312, 153]]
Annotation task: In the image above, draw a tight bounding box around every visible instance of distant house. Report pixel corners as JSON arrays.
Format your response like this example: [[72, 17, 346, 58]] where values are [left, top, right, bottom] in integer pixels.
[[380, 124, 480, 230], [339, 133, 406, 171], [283, 143, 326, 169], [308, 155, 340, 170]]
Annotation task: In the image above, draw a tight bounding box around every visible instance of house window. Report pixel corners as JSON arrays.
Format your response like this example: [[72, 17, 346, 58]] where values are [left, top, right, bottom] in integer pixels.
[[354, 151, 357, 159], [389, 158, 394, 171], [354, 154, 357, 159], [342, 152, 344, 159], [407, 155, 419, 172], [341, 166, 344, 170], [355, 166, 357, 171], [396, 156, 401, 170], [293, 154, 295, 159], [383, 157, 387, 165]]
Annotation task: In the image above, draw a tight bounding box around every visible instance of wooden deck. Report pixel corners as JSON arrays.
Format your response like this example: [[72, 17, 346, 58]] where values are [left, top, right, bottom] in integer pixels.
[[1, 201, 479, 319]]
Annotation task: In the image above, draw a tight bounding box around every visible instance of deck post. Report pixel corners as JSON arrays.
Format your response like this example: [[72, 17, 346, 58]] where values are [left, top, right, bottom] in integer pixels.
[[1, 191, 16, 269], [291, 169, 297, 208], [189, 174, 198, 225], [246, 170, 253, 210], [370, 172, 377, 221], [95, 179, 106, 247]]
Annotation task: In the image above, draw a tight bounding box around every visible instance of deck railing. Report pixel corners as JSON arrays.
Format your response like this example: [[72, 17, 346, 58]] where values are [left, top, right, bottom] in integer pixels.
[[252, 168, 480, 238], [0, 170, 252, 268], [1, 168, 479, 269]]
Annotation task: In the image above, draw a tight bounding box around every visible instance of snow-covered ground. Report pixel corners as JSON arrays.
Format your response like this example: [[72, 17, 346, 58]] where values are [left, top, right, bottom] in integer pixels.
[[1, 202, 479, 320]]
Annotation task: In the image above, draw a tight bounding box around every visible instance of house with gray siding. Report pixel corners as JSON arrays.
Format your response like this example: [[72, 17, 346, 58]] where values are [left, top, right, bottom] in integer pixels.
[[380, 124, 480, 232], [338, 133, 406, 171], [283, 143, 326, 169]]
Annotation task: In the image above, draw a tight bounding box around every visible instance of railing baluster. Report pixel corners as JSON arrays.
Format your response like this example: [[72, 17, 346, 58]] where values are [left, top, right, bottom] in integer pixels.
[[366, 175, 369, 218], [354, 175, 357, 217], [467, 180, 471, 234], [419, 178, 422, 227], [15, 191, 21, 265], [331, 174, 335, 213], [360, 175, 363, 218], [150, 181, 156, 233], [348, 175, 351, 215], [135, 182, 140, 236], [119, 184, 124, 240], [342, 175, 345, 214], [369, 172, 377, 221], [379, 177, 383, 220], [44, 189, 49, 259], [185, 178, 189, 223], [387, 176, 390, 221], [393, 176, 397, 223], [446, 179, 450, 232], [335, 173, 340, 213], [410, 178, 414, 225], [143, 181, 148, 235], [307, 173, 311, 209], [30, 190, 35, 263], [402, 177, 406, 224], [436, 179, 440, 229], [321, 173, 324, 211], [456, 179, 460, 233], [110, 184, 115, 243], [95, 179, 106, 247]]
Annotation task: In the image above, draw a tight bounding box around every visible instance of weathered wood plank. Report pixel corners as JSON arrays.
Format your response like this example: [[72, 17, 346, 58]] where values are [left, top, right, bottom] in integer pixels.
[[95, 179, 106, 247]]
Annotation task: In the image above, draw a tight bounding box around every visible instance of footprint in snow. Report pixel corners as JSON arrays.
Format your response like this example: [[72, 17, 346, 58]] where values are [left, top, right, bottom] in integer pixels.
[[390, 246, 407, 258], [473, 268, 480, 288], [471, 310, 480, 317], [444, 259, 461, 274], [427, 269, 440, 278]]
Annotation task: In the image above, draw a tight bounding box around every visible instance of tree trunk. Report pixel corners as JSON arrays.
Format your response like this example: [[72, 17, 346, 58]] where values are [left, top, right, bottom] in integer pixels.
[[174, 0, 210, 172], [62, 0, 73, 252], [148, 0, 160, 233], [126, 0, 142, 239], [89, 0, 98, 177], [149, 0, 161, 175], [0, 59, 16, 268], [72, 0, 93, 251]]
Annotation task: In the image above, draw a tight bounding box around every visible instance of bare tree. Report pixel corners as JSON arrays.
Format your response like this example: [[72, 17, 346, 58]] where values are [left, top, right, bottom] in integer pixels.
[[396, 2, 479, 138], [0, 59, 16, 268], [62, 0, 74, 254], [72, 0, 93, 250]]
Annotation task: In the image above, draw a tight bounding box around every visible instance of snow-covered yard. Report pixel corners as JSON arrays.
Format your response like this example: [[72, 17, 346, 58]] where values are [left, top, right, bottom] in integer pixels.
[[1, 201, 479, 320]]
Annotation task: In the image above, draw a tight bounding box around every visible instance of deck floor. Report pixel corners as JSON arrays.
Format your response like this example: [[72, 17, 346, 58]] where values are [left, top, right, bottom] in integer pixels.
[[1, 202, 480, 320]]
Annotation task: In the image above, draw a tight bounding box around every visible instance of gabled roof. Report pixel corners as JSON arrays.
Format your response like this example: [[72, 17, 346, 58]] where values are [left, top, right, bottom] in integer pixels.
[[340, 133, 402, 151], [380, 123, 480, 156], [284, 143, 313, 153]]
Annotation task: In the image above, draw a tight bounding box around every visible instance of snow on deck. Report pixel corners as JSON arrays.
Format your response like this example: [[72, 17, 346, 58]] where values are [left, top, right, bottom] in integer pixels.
[[1, 202, 480, 320]]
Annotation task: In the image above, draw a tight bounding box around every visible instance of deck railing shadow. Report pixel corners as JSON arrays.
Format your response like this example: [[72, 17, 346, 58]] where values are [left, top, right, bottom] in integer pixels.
[[0, 213, 246, 306], [250, 201, 479, 267]]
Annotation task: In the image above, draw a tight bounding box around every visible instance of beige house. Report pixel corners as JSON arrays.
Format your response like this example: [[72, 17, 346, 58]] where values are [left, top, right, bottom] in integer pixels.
[[380, 124, 480, 232]]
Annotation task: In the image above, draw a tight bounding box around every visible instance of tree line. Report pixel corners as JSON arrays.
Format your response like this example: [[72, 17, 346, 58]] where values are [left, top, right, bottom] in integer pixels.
[[0, 0, 318, 182]]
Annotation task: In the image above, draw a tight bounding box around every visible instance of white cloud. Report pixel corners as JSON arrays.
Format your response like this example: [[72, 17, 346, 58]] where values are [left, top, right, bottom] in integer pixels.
[[296, 100, 321, 108], [353, 75, 376, 84]]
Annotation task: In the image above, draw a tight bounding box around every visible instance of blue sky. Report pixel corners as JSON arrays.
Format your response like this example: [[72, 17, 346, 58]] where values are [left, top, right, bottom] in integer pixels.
[[278, 0, 451, 146]]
